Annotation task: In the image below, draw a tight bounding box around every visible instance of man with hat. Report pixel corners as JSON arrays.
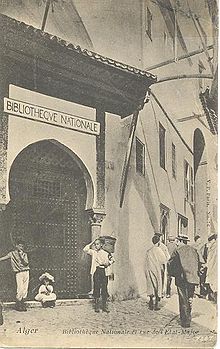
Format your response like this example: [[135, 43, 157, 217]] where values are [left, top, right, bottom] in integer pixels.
[[168, 235, 200, 328]]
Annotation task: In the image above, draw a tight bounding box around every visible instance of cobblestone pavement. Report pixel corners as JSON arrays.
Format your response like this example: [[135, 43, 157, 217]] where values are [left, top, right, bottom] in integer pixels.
[[0, 295, 217, 348]]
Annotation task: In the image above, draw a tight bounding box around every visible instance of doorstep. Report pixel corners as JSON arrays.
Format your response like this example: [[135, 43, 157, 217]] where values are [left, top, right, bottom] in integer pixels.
[[3, 298, 92, 309]]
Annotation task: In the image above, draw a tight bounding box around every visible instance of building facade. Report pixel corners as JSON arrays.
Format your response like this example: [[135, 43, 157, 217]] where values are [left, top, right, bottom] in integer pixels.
[[0, 0, 217, 300]]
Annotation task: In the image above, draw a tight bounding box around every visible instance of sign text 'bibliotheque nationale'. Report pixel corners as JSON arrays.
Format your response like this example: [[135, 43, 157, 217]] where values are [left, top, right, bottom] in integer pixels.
[[4, 98, 100, 136]]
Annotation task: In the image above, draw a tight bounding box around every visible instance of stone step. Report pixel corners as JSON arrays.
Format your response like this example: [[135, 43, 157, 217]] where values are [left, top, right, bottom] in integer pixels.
[[3, 298, 92, 309]]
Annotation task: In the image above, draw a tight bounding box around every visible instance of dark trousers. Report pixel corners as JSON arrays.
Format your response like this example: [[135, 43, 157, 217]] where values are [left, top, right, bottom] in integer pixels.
[[200, 268, 208, 297], [166, 274, 172, 296], [177, 283, 195, 327], [93, 267, 108, 301]]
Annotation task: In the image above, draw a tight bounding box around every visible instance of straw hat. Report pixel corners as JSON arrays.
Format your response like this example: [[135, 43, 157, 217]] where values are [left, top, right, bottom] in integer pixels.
[[39, 272, 55, 283], [208, 233, 217, 242], [176, 235, 190, 242]]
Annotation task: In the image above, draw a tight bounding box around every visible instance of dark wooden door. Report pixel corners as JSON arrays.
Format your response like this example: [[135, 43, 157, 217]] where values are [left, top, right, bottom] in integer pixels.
[[6, 141, 91, 300]]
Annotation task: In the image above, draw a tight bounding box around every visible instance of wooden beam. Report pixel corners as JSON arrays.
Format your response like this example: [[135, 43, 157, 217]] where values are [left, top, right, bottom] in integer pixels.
[[177, 113, 205, 122], [145, 45, 213, 71], [41, 0, 51, 31], [155, 73, 213, 84], [119, 107, 141, 207]]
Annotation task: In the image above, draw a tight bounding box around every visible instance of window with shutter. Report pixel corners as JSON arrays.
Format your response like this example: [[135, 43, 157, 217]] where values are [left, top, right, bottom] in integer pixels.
[[159, 123, 166, 169], [184, 160, 194, 204], [136, 137, 145, 175], [178, 214, 188, 236]]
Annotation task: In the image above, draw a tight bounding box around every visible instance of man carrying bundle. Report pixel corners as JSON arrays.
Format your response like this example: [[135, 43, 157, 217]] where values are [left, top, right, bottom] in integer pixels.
[[83, 237, 115, 313]]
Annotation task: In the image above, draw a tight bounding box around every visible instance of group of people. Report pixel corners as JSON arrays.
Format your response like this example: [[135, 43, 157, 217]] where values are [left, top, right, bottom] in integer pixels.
[[0, 239, 56, 317], [145, 232, 217, 328], [0, 236, 114, 318], [0, 232, 217, 329]]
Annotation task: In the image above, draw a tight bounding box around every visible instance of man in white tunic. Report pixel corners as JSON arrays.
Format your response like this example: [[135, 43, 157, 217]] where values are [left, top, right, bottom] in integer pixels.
[[145, 235, 167, 310]]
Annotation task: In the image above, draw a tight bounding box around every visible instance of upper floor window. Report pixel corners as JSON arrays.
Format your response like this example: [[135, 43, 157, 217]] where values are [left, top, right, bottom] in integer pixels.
[[184, 160, 194, 204], [172, 143, 176, 179], [159, 123, 166, 169], [136, 137, 145, 175], [160, 204, 170, 245], [178, 214, 188, 236], [146, 7, 153, 41]]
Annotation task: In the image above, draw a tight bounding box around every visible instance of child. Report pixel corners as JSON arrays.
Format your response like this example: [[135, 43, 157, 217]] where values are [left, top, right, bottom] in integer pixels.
[[83, 237, 114, 313], [0, 239, 29, 312], [35, 272, 56, 308]]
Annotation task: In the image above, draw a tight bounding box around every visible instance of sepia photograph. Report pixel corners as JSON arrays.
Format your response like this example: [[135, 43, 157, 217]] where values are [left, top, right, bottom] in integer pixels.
[[0, 0, 218, 348]]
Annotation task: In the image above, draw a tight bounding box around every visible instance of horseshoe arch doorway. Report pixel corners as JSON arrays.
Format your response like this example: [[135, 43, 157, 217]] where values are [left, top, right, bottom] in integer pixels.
[[6, 140, 93, 300]]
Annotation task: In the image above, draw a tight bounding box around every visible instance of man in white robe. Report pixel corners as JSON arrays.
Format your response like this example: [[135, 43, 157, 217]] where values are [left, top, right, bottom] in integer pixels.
[[145, 235, 167, 310]]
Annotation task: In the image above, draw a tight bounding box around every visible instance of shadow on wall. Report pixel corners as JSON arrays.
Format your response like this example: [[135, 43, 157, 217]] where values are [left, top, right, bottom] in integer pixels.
[[105, 116, 159, 300], [108, 175, 159, 300], [132, 174, 159, 233], [108, 196, 139, 301]]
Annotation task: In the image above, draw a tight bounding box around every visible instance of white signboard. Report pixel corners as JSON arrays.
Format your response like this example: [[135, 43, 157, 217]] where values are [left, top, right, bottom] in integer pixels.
[[4, 97, 100, 136]]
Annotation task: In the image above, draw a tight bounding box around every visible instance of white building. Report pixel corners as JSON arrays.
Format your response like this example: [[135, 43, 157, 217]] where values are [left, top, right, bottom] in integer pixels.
[[0, 0, 217, 300]]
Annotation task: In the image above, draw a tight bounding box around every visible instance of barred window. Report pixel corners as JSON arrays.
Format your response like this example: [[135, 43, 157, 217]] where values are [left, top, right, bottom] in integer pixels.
[[33, 179, 61, 199], [136, 137, 145, 175], [159, 123, 166, 169], [172, 143, 176, 178]]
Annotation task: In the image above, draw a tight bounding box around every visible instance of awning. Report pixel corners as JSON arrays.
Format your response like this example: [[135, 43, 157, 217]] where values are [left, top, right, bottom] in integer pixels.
[[0, 13, 157, 117]]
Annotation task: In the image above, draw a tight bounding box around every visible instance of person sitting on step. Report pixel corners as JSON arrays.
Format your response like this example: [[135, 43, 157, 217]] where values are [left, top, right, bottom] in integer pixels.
[[35, 272, 56, 308]]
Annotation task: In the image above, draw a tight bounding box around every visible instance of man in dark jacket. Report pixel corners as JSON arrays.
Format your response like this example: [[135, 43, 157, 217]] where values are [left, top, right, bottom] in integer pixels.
[[168, 235, 200, 328]]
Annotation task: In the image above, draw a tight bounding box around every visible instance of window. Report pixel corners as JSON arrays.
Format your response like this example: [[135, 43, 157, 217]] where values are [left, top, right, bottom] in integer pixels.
[[160, 204, 170, 244], [159, 123, 166, 169], [184, 160, 194, 204], [190, 166, 194, 204], [178, 214, 188, 236], [146, 7, 152, 41], [172, 143, 176, 178], [136, 137, 145, 175]]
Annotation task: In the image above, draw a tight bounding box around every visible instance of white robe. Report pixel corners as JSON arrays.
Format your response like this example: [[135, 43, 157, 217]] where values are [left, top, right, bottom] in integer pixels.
[[35, 284, 56, 303], [145, 245, 167, 298], [206, 240, 217, 293]]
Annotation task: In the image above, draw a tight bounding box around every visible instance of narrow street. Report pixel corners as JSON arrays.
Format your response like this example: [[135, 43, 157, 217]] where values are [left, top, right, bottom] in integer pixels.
[[0, 294, 216, 348]]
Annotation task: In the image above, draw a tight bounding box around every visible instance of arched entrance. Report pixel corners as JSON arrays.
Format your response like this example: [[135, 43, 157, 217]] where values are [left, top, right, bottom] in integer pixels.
[[193, 129, 208, 240], [5, 140, 92, 300]]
